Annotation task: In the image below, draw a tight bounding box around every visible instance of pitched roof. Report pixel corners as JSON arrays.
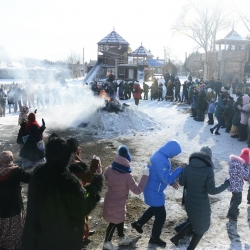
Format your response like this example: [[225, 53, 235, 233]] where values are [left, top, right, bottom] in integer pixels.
[[98, 31, 129, 45], [215, 30, 250, 44], [146, 58, 164, 67], [129, 44, 154, 57], [224, 30, 244, 41]]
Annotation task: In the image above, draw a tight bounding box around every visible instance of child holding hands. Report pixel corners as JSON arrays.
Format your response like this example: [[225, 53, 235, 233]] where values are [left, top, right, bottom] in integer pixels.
[[103, 145, 149, 250], [227, 148, 250, 221]]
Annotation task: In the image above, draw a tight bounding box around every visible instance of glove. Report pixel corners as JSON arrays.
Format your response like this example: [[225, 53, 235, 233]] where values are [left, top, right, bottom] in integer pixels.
[[42, 118, 45, 126], [142, 167, 150, 176], [85, 174, 104, 193]]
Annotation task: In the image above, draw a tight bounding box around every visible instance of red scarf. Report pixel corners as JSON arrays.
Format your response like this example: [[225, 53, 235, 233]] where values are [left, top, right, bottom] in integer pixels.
[[0, 165, 18, 181], [25, 120, 40, 134]]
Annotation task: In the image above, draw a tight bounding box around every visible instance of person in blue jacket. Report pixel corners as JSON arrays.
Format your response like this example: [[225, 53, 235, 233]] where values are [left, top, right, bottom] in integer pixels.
[[131, 140, 186, 247]]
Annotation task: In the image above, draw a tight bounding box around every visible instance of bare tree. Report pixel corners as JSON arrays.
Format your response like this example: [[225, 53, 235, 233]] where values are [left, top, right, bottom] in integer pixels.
[[236, 9, 250, 33], [66, 52, 80, 65], [173, 0, 231, 54]]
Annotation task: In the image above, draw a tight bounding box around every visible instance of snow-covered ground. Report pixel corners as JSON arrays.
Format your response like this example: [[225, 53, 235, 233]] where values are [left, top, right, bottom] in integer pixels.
[[0, 78, 250, 249]]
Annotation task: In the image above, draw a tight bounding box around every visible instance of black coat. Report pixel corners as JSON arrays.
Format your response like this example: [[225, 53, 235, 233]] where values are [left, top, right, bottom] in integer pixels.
[[0, 167, 31, 218], [179, 152, 229, 235], [17, 122, 26, 145], [174, 81, 181, 93], [21, 163, 103, 250], [19, 123, 46, 161]]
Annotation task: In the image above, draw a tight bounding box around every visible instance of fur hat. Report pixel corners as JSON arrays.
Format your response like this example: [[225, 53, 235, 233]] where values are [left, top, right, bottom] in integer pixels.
[[66, 138, 79, 153], [200, 146, 212, 158], [118, 145, 131, 162], [239, 148, 250, 164], [45, 138, 71, 164]]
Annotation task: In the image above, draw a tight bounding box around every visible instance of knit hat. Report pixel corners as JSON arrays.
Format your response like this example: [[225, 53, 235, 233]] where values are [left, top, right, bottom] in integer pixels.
[[118, 145, 131, 162], [200, 146, 212, 158], [239, 148, 250, 164]]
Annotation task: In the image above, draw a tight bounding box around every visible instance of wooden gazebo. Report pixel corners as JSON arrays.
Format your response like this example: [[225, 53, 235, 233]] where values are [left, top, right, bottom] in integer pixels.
[[215, 30, 250, 82], [129, 43, 154, 65], [97, 29, 129, 67]]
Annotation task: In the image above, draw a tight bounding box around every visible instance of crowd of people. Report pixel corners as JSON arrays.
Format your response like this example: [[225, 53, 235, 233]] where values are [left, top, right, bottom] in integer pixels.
[[183, 75, 250, 149], [0, 81, 84, 117], [1, 129, 250, 250]]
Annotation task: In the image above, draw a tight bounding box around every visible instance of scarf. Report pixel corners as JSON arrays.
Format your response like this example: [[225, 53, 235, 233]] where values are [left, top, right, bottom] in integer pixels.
[[112, 161, 132, 173], [0, 151, 18, 181], [25, 120, 40, 133]]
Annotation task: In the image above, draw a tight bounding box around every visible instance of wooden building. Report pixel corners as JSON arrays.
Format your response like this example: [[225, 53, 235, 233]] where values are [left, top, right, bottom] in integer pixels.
[[201, 30, 250, 83], [162, 61, 178, 76], [107, 43, 155, 81], [97, 29, 129, 79]]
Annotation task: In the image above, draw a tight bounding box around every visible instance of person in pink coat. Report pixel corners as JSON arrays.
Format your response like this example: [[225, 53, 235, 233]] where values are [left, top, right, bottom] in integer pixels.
[[103, 145, 149, 250]]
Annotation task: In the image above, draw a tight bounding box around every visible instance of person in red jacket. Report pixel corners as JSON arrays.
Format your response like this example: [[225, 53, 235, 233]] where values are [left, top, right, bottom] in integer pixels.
[[132, 81, 141, 106]]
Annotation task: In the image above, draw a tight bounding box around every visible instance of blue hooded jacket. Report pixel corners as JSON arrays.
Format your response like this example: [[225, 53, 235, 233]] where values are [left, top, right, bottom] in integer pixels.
[[143, 140, 183, 207]]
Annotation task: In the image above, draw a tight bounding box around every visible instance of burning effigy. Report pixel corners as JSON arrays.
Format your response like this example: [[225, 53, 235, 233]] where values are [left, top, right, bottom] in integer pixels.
[[99, 90, 125, 113]]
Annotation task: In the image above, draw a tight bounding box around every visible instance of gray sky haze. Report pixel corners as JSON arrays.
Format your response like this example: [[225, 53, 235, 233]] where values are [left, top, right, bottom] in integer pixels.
[[0, 0, 249, 63]]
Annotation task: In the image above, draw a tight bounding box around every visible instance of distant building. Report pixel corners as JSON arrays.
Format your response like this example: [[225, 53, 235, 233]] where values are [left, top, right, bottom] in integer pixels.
[[200, 29, 250, 83], [83, 30, 178, 83]]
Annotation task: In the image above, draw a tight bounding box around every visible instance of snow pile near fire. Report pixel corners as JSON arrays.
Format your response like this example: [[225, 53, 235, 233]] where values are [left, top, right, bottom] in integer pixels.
[[77, 105, 159, 136]]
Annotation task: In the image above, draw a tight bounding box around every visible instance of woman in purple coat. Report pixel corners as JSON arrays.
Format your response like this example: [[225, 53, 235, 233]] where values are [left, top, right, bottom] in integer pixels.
[[103, 145, 149, 250]]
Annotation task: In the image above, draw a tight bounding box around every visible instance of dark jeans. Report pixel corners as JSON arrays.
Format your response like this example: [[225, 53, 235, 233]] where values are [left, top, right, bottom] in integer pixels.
[[144, 92, 148, 100], [239, 123, 248, 140], [212, 115, 223, 132], [137, 206, 166, 239], [104, 222, 124, 242], [208, 113, 214, 124], [227, 192, 242, 219]]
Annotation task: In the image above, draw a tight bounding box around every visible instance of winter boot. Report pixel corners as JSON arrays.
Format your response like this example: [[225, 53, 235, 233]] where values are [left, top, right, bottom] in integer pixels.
[[118, 236, 133, 246], [148, 237, 166, 247], [131, 221, 143, 233], [170, 222, 193, 246], [174, 219, 190, 233], [187, 233, 203, 250], [103, 241, 118, 250]]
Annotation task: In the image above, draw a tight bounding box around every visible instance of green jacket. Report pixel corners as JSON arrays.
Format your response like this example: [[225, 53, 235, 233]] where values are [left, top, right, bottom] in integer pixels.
[[179, 152, 229, 235]]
